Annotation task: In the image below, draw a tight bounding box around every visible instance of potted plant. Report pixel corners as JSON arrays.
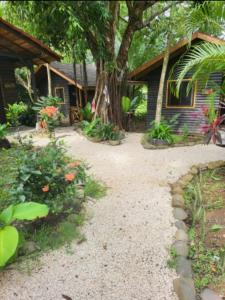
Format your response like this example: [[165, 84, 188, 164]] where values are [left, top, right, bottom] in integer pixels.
[[108, 128, 122, 145]]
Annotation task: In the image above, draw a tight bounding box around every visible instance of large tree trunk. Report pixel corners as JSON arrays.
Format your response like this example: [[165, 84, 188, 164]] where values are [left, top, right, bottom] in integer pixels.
[[155, 37, 170, 124], [93, 60, 127, 127]]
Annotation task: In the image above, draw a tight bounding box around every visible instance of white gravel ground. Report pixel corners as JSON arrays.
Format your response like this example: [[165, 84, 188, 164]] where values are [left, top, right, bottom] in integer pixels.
[[1, 128, 224, 300]]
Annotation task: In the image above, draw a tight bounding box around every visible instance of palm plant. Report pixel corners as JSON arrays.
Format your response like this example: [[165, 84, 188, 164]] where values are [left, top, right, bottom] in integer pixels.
[[175, 43, 225, 93]]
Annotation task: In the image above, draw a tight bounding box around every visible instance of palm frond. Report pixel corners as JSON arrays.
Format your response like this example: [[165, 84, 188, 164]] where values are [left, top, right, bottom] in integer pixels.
[[185, 1, 225, 36], [175, 42, 225, 93]]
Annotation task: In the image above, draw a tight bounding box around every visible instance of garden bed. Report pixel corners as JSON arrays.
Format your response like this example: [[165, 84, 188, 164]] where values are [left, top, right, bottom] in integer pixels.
[[141, 133, 203, 149], [170, 160, 225, 300], [0, 144, 106, 269]]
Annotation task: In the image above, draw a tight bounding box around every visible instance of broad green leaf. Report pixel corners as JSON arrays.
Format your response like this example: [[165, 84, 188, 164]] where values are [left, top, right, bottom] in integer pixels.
[[0, 205, 14, 225], [12, 202, 49, 221], [0, 226, 19, 267], [121, 96, 131, 113]]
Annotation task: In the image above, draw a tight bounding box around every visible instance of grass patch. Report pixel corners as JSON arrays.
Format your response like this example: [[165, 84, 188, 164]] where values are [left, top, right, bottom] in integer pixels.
[[184, 167, 225, 294], [30, 213, 86, 251], [167, 248, 177, 269], [84, 178, 107, 199], [0, 146, 26, 210]]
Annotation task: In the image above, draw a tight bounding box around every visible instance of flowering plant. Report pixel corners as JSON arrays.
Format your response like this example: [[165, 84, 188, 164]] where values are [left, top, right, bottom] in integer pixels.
[[39, 105, 62, 136], [11, 141, 87, 214]]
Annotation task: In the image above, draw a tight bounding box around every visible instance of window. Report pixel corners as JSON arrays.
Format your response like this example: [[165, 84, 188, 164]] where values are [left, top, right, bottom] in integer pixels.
[[166, 79, 196, 108], [55, 87, 65, 104]]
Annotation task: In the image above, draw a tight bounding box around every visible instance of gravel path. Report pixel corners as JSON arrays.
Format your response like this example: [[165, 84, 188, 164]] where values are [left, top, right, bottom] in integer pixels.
[[1, 129, 224, 300]]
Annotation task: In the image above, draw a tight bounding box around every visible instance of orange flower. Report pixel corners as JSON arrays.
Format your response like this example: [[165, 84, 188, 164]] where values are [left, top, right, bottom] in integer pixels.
[[65, 173, 76, 181], [40, 106, 58, 118], [68, 161, 80, 168], [42, 185, 49, 192]]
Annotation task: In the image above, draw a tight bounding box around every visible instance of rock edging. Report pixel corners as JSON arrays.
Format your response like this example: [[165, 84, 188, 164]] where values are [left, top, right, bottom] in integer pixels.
[[141, 135, 203, 150], [170, 160, 225, 300]]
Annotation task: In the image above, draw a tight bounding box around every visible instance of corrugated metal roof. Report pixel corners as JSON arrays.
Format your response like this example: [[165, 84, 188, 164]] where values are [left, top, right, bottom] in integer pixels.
[[50, 62, 96, 88]]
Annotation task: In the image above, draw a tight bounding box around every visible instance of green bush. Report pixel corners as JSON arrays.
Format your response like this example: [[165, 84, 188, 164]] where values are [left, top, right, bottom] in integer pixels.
[[148, 120, 174, 144], [6, 102, 27, 127], [11, 141, 87, 214], [80, 102, 94, 121], [134, 100, 147, 119], [81, 118, 121, 141], [0, 124, 8, 139], [19, 106, 36, 127]]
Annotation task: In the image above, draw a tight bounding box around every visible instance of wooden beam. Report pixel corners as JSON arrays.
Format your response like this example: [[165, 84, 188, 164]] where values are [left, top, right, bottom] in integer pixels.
[[46, 63, 52, 96], [78, 89, 82, 107], [49, 65, 83, 90]]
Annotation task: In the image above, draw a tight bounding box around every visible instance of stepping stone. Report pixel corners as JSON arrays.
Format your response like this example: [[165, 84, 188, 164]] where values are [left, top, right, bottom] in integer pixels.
[[176, 256, 192, 278], [173, 208, 188, 220], [173, 277, 196, 300], [201, 288, 222, 300]]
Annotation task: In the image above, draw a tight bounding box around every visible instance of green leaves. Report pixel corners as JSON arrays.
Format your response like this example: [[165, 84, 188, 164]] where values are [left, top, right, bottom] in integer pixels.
[[12, 202, 49, 222], [0, 226, 19, 267], [0, 202, 49, 267], [0, 205, 14, 225], [121, 96, 131, 113], [0, 203, 49, 225]]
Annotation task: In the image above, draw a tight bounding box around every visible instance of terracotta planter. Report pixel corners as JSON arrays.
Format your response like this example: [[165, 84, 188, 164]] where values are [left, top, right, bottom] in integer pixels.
[[109, 139, 121, 146]]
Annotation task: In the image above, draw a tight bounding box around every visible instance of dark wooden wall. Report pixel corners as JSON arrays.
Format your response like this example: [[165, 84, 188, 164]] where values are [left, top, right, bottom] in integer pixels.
[[147, 61, 223, 133], [0, 59, 18, 120]]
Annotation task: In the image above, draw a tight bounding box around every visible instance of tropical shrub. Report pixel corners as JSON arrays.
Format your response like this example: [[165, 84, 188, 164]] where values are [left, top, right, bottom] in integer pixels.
[[134, 100, 147, 119], [33, 96, 62, 111], [80, 102, 94, 121], [33, 96, 63, 136], [0, 124, 8, 139], [19, 106, 36, 127], [0, 202, 49, 267], [121, 96, 139, 114], [147, 114, 180, 144], [6, 102, 27, 127], [81, 118, 123, 142], [148, 120, 174, 144], [11, 140, 87, 214], [39, 106, 63, 135]]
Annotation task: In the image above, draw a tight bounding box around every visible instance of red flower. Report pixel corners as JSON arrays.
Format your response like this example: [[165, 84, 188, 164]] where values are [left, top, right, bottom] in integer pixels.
[[65, 173, 76, 181], [42, 185, 49, 192]]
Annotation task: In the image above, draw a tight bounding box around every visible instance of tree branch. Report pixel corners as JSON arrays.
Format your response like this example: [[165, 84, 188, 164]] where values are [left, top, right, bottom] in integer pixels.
[[117, 1, 156, 69]]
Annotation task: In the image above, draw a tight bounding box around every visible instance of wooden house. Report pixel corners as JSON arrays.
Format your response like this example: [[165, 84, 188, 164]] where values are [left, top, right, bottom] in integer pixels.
[[0, 17, 60, 122], [35, 62, 96, 125], [129, 32, 225, 133]]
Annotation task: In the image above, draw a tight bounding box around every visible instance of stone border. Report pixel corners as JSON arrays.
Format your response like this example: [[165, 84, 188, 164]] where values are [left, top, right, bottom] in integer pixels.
[[141, 134, 203, 150], [170, 160, 225, 300]]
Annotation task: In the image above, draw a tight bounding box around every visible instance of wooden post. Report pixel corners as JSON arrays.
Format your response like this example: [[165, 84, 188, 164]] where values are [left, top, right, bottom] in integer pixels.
[[46, 63, 52, 96], [30, 63, 37, 102], [78, 89, 82, 107]]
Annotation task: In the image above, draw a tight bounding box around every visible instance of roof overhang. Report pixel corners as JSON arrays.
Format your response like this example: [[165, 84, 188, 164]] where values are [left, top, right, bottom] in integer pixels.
[[129, 32, 225, 80], [36, 64, 86, 90], [0, 17, 61, 66]]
